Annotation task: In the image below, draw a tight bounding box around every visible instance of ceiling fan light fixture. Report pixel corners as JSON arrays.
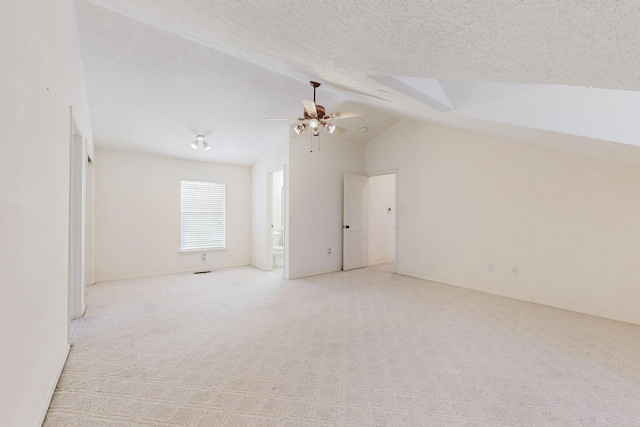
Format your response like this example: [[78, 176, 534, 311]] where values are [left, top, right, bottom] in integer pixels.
[[270, 81, 364, 148], [294, 123, 306, 134], [192, 134, 207, 150], [324, 122, 336, 134]]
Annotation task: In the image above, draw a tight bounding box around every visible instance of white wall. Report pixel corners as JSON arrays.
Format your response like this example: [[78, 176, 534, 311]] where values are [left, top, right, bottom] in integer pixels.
[[251, 134, 289, 274], [452, 84, 640, 148], [288, 135, 366, 278], [95, 150, 251, 281], [0, 1, 93, 425], [366, 119, 640, 325], [368, 174, 396, 265]]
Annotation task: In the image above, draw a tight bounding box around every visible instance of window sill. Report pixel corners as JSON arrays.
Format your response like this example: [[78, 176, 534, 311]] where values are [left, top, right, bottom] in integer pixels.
[[179, 247, 226, 253]]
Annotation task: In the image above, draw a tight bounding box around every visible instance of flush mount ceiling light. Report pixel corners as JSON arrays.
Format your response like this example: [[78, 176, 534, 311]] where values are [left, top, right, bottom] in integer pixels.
[[191, 135, 211, 150]]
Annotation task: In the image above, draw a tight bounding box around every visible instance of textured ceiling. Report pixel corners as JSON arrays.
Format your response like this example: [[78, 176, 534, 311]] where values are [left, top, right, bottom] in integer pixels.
[[75, 1, 397, 165], [76, 0, 640, 167]]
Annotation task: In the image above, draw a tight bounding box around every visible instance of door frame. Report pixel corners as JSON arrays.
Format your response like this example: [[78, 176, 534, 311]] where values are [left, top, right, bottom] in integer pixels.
[[69, 112, 87, 331], [266, 165, 285, 274]]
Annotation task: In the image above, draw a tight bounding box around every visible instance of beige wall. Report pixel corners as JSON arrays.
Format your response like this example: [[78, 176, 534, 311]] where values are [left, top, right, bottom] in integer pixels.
[[367, 119, 640, 325], [94, 150, 251, 281], [0, 1, 93, 425], [288, 135, 366, 278]]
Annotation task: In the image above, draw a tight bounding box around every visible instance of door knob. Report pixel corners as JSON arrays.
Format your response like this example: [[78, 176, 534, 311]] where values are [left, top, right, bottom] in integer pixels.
[[344, 225, 350, 229]]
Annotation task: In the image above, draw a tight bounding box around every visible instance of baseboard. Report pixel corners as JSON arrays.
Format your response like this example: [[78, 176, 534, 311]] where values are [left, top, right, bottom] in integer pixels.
[[37, 343, 70, 426], [485, 288, 640, 327], [95, 263, 253, 283], [405, 272, 640, 327]]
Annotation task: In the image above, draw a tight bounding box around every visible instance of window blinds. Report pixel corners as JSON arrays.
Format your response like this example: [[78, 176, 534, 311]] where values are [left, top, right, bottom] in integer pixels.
[[180, 180, 225, 251]]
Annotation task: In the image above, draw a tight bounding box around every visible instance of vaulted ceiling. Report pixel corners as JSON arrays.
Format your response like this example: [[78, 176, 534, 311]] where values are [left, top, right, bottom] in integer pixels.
[[75, 0, 640, 167]]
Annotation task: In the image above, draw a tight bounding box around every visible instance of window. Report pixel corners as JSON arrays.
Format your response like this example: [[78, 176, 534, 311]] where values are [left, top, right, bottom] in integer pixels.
[[180, 180, 225, 251]]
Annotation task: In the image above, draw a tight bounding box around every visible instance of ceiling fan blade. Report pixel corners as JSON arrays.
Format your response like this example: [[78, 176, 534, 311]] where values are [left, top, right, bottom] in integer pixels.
[[332, 124, 346, 134], [266, 117, 302, 121], [329, 110, 363, 120], [302, 100, 318, 117]]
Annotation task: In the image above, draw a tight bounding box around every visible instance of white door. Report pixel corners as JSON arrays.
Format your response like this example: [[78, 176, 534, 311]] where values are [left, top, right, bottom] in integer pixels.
[[343, 174, 368, 270]]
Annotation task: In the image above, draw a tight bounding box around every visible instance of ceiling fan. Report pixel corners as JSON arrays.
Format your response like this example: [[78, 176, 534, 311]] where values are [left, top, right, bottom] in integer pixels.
[[267, 81, 363, 138]]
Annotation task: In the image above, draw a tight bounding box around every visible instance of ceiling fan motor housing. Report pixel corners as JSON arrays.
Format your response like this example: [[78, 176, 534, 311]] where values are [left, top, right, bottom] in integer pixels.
[[304, 104, 326, 119]]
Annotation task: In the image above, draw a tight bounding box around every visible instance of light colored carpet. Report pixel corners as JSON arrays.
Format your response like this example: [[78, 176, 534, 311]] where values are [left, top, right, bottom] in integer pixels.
[[45, 266, 640, 426]]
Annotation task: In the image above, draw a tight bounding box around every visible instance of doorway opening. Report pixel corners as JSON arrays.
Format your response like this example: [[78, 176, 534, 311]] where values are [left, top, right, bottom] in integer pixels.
[[343, 172, 397, 272], [69, 117, 87, 329], [268, 167, 285, 274], [367, 173, 396, 272], [85, 157, 95, 288]]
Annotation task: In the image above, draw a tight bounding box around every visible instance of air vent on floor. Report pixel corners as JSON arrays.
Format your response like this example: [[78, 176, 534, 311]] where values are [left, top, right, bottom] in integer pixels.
[[193, 270, 212, 274]]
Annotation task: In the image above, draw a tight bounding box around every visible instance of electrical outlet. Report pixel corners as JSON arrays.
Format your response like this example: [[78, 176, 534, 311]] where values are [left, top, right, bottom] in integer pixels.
[[487, 263, 494, 272], [511, 267, 518, 276], [328, 248, 332, 255]]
